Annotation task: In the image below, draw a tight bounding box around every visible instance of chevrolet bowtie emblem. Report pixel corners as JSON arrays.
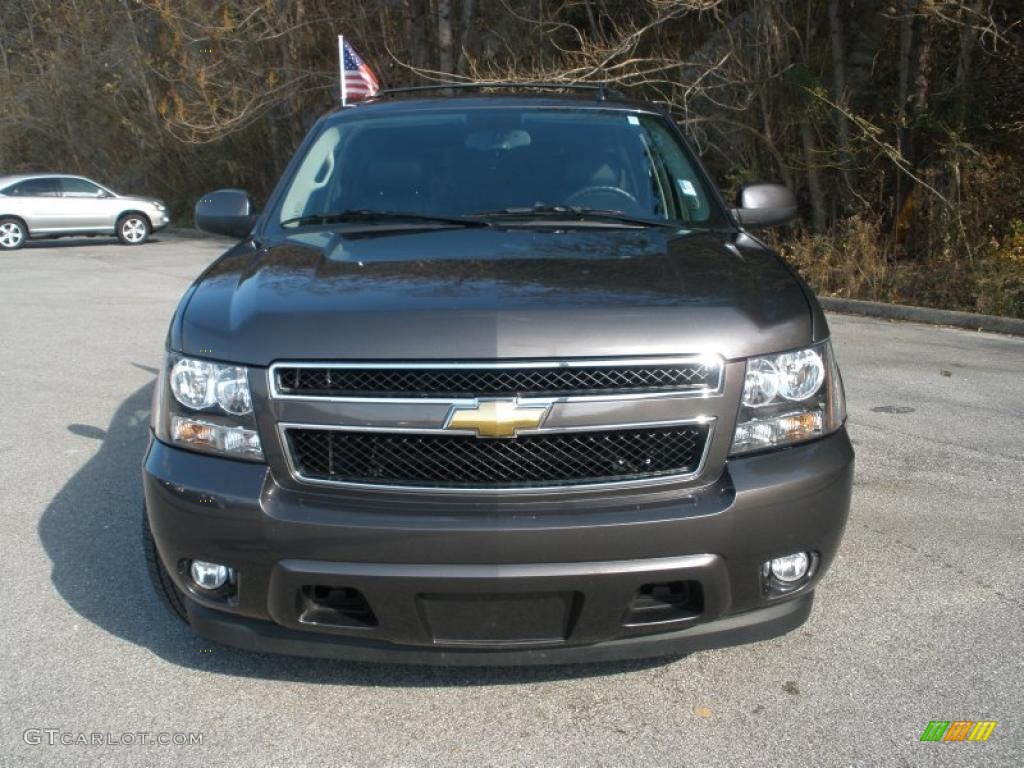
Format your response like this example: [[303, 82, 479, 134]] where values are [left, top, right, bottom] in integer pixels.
[[445, 400, 550, 438]]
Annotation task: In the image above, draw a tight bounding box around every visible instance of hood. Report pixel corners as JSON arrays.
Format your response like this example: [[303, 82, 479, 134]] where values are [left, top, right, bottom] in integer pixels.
[[178, 226, 815, 365]]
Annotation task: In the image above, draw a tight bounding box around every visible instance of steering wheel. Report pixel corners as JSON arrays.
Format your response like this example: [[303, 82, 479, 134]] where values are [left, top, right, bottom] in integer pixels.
[[565, 185, 640, 209]]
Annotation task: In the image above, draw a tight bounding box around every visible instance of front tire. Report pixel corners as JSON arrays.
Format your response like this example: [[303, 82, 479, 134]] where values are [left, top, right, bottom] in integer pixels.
[[143, 505, 189, 622], [117, 214, 150, 245], [0, 217, 27, 250]]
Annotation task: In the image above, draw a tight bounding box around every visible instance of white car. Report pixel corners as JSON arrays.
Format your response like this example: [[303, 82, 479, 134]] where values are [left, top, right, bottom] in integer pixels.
[[0, 173, 170, 249]]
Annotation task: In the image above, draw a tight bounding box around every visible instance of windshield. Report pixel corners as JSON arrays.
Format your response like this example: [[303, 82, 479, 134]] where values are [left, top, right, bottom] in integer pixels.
[[274, 107, 726, 230]]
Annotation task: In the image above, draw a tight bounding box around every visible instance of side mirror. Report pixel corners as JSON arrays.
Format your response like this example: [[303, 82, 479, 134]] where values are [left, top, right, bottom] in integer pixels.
[[195, 189, 257, 238], [732, 183, 797, 229]]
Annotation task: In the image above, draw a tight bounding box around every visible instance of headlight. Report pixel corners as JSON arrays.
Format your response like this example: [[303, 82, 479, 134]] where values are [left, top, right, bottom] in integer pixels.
[[156, 354, 263, 461], [170, 358, 217, 409], [731, 340, 845, 454], [775, 348, 825, 401], [171, 358, 253, 414], [214, 365, 253, 414], [153, 201, 167, 211]]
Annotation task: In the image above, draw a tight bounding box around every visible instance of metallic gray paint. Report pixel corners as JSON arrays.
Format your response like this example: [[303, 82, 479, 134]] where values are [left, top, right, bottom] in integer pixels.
[[177, 228, 815, 364], [732, 183, 799, 228], [185, 594, 814, 665], [146, 94, 850, 662], [143, 427, 853, 662]]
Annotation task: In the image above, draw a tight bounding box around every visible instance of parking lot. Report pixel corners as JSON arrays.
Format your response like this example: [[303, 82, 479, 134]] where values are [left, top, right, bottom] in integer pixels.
[[1, 233, 1021, 766]]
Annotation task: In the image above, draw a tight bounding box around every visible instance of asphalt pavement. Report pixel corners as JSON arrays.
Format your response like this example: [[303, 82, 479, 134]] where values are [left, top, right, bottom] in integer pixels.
[[1, 233, 1021, 767]]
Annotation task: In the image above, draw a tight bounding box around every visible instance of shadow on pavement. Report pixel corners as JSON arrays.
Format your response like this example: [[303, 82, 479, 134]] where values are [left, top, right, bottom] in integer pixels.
[[23, 237, 165, 249], [40, 382, 677, 686]]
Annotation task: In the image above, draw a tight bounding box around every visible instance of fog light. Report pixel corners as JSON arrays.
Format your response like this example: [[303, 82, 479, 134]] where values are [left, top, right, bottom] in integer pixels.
[[190, 560, 230, 590], [770, 552, 810, 583]]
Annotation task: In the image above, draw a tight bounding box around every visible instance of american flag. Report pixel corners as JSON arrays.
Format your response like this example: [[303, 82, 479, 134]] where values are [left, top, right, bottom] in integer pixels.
[[339, 37, 380, 104]]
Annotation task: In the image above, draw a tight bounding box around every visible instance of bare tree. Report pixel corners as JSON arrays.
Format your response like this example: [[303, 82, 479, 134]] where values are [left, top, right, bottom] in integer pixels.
[[828, 0, 852, 207], [0, 0, 1019, 315], [437, 0, 454, 74]]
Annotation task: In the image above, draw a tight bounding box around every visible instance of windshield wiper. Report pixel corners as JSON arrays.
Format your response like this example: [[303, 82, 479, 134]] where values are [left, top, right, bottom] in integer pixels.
[[470, 204, 683, 229], [281, 209, 488, 229]]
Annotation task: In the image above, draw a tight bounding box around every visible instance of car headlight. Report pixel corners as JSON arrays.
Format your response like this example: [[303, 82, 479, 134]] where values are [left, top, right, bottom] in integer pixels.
[[154, 353, 263, 460], [153, 201, 167, 211], [731, 340, 846, 454], [170, 358, 253, 414]]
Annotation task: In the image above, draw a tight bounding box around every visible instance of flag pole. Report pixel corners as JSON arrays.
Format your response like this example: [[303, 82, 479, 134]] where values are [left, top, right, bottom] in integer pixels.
[[338, 35, 347, 106]]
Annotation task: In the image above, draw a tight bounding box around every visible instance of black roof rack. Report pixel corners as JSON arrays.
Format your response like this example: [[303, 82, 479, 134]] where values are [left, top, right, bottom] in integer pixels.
[[373, 82, 625, 102]]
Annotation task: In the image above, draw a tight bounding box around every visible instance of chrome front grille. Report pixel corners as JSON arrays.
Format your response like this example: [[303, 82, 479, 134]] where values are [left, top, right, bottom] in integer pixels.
[[271, 359, 721, 399], [270, 357, 725, 492]]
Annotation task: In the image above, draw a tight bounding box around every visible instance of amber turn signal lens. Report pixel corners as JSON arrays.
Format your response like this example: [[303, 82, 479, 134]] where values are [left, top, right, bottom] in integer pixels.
[[170, 416, 263, 459]]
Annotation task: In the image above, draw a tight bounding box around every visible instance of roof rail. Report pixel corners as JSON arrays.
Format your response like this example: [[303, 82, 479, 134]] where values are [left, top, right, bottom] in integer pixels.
[[372, 82, 625, 102]]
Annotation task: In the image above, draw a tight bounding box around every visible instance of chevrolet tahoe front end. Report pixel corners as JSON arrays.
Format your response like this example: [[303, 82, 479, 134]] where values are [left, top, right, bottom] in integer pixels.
[[143, 91, 853, 664]]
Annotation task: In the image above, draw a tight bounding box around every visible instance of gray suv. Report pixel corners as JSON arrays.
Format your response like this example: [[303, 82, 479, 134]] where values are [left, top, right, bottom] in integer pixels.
[[143, 86, 853, 665], [0, 173, 170, 249]]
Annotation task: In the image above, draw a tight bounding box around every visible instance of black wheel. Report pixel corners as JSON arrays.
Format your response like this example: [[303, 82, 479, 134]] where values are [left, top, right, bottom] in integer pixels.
[[143, 505, 188, 622], [0, 217, 27, 250], [117, 213, 151, 245]]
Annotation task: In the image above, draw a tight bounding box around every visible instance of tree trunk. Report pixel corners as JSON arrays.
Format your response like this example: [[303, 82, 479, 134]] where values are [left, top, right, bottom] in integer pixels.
[[582, 0, 600, 42], [952, 0, 983, 130], [455, 0, 476, 76], [897, 0, 914, 109], [403, 0, 431, 71], [437, 0, 454, 74], [801, 119, 827, 233], [895, 0, 934, 238], [119, 0, 161, 138], [907, 3, 934, 127], [277, 0, 303, 146], [827, 0, 852, 209], [946, 0, 983, 209]]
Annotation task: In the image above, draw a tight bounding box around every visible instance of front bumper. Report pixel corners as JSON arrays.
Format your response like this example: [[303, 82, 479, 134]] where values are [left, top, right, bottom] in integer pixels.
[[187, 590, 813, 665], [151, 211, 171, 231], [143, 429, 853, 664]]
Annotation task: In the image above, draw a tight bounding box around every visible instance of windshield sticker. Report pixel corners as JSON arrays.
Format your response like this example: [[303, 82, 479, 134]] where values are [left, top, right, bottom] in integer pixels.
[[679, 179, 698, 197], [627, 115, 640, 126]]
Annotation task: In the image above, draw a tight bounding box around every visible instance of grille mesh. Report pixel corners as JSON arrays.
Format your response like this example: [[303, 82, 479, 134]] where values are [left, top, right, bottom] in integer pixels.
[[286, 425, 709, 488], [275, 363, 717, 399]]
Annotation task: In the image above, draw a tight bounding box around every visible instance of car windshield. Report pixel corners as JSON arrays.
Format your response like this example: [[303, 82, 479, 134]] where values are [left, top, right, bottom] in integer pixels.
[[274, 107, 726, 230]]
